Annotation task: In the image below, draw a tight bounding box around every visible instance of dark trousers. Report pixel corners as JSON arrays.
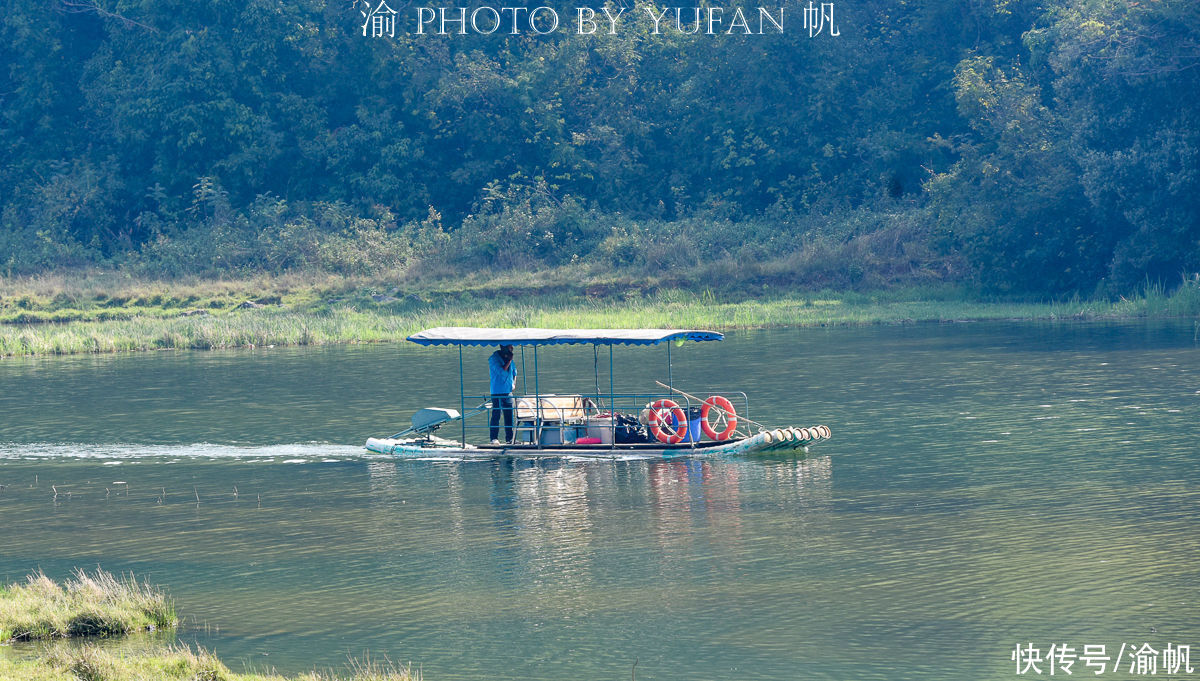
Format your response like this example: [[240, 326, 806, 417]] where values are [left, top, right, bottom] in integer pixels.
[[489, 394, 514, 442]]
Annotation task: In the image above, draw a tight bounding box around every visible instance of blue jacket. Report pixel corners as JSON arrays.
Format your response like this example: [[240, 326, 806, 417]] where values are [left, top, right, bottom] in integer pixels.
[[489, 350, 516, 395]]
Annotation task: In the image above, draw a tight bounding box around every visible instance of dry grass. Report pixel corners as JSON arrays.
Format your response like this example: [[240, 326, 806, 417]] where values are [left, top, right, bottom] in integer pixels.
[[3, 269, 1198, 357], [0, 269, 352, 303], [0, 569, 176, 643], [0, 643, 420, 681], [0, 569, 418, 681]]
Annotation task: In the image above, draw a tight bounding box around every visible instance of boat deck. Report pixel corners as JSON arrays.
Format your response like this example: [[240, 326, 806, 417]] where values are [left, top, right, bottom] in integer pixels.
[[475, 439, 735, 451], [366, 428, 826, 459]]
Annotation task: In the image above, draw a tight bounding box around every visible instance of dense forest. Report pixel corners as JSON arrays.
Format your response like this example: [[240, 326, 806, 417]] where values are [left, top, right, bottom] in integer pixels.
[[1, 0, 1197, 297]]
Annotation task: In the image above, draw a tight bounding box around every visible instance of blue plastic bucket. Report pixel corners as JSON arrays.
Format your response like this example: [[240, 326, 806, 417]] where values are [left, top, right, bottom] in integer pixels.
[[539, 427, 563, 445], [676, 408, 703, 443]]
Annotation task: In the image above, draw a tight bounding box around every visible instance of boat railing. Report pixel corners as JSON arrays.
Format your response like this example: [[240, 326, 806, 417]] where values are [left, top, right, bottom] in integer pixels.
[[456, 390, 751, 447]]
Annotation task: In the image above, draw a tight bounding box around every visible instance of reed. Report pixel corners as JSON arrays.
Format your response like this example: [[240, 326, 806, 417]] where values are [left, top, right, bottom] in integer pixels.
[[0, 569, 176, 643], [3, 274, 1198, 357], [0, 643, 419, 681], [0, 570, 418, 681]]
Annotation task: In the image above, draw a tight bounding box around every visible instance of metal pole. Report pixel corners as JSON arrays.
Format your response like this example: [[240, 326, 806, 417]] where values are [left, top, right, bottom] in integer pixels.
[[609, 344, 615, 448], [521, 346, 527, 396], [593, 344, 600, 396], [533, 345, 540, 444], [459, 345, 466, 447], [667, 342, 673, 391]]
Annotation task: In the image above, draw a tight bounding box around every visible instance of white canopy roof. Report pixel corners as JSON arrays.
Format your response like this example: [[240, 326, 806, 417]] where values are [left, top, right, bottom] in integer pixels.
[[406, 327, 723, 347]]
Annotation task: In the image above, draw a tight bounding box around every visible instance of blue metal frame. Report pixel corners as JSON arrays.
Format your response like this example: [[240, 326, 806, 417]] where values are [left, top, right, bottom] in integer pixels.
[[436, 327, 723, 448], [667, 341, 672, 391], [459, 346, 466, 446], [449, 389, 753, 448]]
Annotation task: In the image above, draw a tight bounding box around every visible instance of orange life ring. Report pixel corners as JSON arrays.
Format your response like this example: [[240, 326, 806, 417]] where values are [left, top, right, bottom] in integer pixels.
[[701, 395, 738, 440], [648, 399, 687, 444]]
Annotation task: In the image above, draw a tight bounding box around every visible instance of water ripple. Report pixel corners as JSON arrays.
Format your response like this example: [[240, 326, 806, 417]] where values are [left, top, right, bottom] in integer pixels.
[[2, 322, 1199, 680]]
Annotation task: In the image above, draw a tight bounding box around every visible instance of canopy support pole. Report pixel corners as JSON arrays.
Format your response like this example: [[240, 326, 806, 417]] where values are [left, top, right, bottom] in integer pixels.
[[533, 345, 540, 444], [459, 345, 466, 447], [521, 346, 527, 396], [667, 342, 673, 393], [609, 344, 615, 447]]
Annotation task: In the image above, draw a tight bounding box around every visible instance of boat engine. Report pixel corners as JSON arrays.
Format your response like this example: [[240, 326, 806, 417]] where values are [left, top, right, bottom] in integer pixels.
[[409, 407, 461, 435]]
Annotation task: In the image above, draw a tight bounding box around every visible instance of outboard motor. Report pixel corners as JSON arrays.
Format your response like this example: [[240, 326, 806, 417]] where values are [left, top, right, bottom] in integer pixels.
[[409, 407, 460, 435]]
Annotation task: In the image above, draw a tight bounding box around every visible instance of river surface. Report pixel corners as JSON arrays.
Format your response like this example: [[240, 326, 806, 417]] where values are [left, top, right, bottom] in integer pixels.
[[1, 322, 1198, 680]]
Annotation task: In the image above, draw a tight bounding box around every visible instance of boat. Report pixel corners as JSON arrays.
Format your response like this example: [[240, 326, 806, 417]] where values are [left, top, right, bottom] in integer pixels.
[[364, 327, 831, 459]]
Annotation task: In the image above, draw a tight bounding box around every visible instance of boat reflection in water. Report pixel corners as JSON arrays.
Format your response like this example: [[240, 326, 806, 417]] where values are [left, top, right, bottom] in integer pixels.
[[363, 456, 832, 588]]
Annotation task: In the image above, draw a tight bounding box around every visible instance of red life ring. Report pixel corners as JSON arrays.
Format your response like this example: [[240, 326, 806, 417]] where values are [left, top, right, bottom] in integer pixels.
[[648, 399, 687, 444], [700, 395, 738, 441]]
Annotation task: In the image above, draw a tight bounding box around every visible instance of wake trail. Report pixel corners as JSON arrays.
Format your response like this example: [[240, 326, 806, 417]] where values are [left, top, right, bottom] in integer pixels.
[[0, 442, 371, 461]]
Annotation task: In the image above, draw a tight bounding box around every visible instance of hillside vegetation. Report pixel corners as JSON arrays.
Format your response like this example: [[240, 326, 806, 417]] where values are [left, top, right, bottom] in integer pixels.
[[1, 0, 1198, 298]]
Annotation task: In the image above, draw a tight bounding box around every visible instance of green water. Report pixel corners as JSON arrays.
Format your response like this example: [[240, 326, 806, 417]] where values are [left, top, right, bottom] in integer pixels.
[[1, 322, 1198, 680]]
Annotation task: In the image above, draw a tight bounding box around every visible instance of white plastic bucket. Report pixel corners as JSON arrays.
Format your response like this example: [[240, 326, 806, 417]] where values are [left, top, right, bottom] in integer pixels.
[[586, 417, 615, 445]]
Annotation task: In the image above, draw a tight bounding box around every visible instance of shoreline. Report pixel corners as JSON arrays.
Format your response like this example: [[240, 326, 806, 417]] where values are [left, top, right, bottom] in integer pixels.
[[0, 570, 416, 681], [2, 275, 1198, 357]]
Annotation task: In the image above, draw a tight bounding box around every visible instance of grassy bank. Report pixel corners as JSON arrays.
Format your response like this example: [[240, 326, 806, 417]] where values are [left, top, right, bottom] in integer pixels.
[[0, 646, 416, 681], [0, 570, 416, 681], [2, 271, 1199, 356], [0, 569, 175, 643]]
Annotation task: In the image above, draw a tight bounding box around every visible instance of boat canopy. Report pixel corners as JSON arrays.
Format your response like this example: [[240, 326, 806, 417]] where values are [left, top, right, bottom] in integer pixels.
[[407, 327, 723, 347]]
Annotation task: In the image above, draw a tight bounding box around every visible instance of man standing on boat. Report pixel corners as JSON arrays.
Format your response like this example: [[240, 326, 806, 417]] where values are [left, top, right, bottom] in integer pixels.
[[489, 344, 516, 444]]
